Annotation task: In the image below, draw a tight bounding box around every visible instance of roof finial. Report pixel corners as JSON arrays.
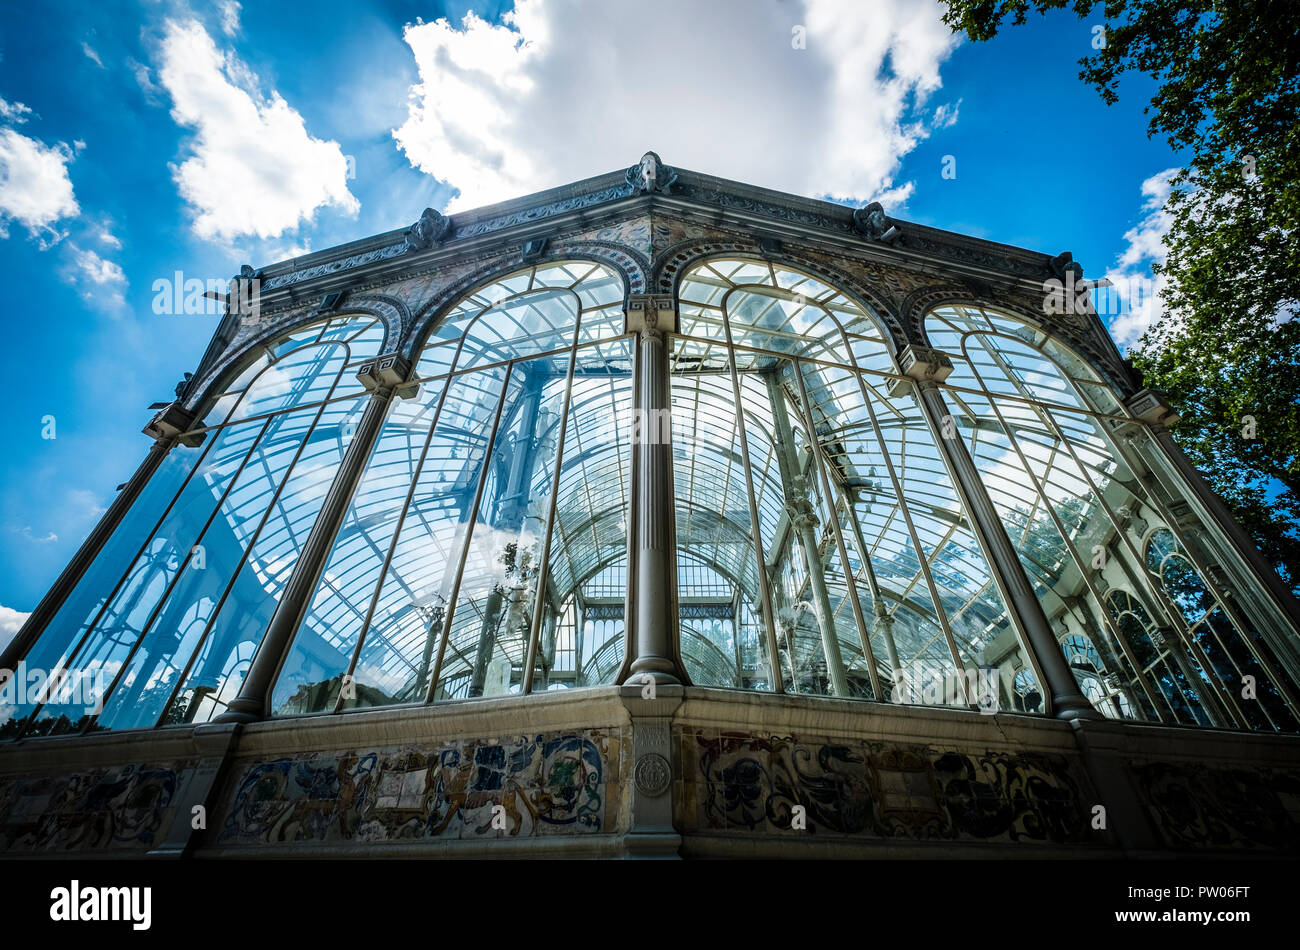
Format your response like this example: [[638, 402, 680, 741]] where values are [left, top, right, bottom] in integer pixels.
[[627, 151, 677, 194]]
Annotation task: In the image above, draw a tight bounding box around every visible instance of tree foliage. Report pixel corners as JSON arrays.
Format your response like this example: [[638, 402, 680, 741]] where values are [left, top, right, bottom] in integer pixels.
[[940, 0, 1300, 594]]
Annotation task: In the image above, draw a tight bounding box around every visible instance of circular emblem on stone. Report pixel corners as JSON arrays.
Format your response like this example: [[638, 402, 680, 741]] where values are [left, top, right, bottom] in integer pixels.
[[633, 753, 671, 797]]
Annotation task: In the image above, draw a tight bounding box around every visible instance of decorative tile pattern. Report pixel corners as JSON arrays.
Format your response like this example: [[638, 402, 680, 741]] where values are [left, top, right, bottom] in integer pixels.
[[216, 730, 619, 847], [677, 730, 1099, 845], [0, 761, 190, 852], [1131, 761, 1300, 851]]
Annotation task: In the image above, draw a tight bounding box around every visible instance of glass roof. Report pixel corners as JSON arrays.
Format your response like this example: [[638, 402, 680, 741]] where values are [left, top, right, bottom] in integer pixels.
[[675, 259, 1032, 706]]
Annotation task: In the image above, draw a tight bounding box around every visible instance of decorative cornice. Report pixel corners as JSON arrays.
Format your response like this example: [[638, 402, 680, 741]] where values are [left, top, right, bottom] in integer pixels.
[[179, 153, 1142, 417], [252, 153, 1061, 305], [262, 241, 408, 291]]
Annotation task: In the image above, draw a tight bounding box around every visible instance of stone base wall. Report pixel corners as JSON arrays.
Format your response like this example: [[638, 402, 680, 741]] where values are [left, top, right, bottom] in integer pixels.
[[0, 687, 1297, 858]]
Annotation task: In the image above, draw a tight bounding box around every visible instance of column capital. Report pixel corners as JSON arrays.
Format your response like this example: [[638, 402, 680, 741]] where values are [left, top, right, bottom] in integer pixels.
[[786, 498, 819, 531], [625, 294, 678, 334], [889, 345, 953, 397], [1126, 387, 1180, 428], [142, 403, 203, 447], [357, 353, 419, 399]]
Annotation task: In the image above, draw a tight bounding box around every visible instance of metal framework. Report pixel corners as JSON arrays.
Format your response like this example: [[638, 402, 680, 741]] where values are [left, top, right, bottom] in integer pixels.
[[4, 153, 1299, 743]]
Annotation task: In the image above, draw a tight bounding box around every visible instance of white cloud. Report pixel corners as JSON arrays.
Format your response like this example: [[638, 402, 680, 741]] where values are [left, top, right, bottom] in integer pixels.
[[0, 95, 129, 302], [81, 42, 105, 68], [96, 224, 122, 249], [10, 526, 57, 544], [128, 57, 164, 103], [1103, 168, 1180, 350], [933, 100, 961, 129], [67, 488, 108, 522], [0, 124, 79, 242], [156, 19, 359, 241], [219, 0, 242, 37], [0, 605, 30, 653], [393, 0, 961, 213], [0, 97, 32, 124], [61, 242, 128, 313]]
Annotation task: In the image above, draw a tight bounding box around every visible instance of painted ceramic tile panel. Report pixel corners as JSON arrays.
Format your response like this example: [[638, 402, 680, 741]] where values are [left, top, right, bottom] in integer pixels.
[[0, 761, 190, 852], [677, 729, 1101, 845], [217, 729, 619, 846], [1131, 761, 1300, 851]]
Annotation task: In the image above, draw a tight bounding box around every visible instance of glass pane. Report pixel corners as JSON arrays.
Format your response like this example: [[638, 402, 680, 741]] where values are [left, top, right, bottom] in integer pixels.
[[529, 339, 633, 691], [433, 350, 572, 700], [162, 394, 370, 725], [24, 418, 268, 736], [0, 445, 202, 737], [272, 367, 508, 714], [671, 337, 775, 690]]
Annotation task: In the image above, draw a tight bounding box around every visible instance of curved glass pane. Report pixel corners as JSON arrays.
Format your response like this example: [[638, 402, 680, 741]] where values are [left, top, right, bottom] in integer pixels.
[[4, 314, 383, 738], [675, 259, 1034, 711], [927, 303, 1299, 732], [273, 262, 630, 715]]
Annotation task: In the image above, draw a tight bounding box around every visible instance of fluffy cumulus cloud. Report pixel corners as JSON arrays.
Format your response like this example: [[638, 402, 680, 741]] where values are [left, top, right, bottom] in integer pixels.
[[156, 19, 358, 242], [394, 0, 961, 212], [0, 98, 79, 242], [0, 94, 128, 308], [0, 605, 29, 653], [1104, 168, 1180, 350]]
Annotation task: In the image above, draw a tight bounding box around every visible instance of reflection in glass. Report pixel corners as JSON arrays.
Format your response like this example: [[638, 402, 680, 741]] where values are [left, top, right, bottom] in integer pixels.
[[2, 315, 382, 737], [273, 261, 629, 713], [675, 260, 1036, 711], [927, 303, 1299, 731]]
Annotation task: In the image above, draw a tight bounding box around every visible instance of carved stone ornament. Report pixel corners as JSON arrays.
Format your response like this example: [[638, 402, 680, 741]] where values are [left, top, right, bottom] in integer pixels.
[[853, 201, 902, 244], [633, 752, 672, 797], [404, 207, 453, 251], [626, 151, 678, 195], [521, 237, 549, 263], [1049, 251, 1084, 281]]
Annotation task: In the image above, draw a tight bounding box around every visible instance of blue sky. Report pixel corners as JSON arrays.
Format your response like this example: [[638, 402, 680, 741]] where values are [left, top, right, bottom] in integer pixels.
[[0, 0, 1181, 635]]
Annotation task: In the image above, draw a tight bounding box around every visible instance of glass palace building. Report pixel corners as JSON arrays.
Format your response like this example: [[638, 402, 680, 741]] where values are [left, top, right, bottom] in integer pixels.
[[2, 153, 1299, 858]]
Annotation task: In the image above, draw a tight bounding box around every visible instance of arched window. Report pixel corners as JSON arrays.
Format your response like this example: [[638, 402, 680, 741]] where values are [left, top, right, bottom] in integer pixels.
[[1061, 632, 1133, 719], [926, 303, 1298, 732], [674, 259, 1040, 711], [271, 261, 629, 714], [2, 314, 384, 737], [1104, 588, 1206, 725], [1144, 528, 1294, 730]]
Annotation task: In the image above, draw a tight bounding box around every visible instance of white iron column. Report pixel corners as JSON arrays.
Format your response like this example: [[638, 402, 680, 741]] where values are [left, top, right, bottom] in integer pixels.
[[903, 346, 1099, 720], [625, 295, 686, 685], [218, 356, 413, 722]]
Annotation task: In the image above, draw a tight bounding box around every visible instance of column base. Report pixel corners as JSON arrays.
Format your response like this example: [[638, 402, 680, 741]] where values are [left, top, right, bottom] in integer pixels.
[[627, 655, 683, 685], [214, 698, 265, 724], [1054, 691, 1105, 721], [622, 829, 682, 859]]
